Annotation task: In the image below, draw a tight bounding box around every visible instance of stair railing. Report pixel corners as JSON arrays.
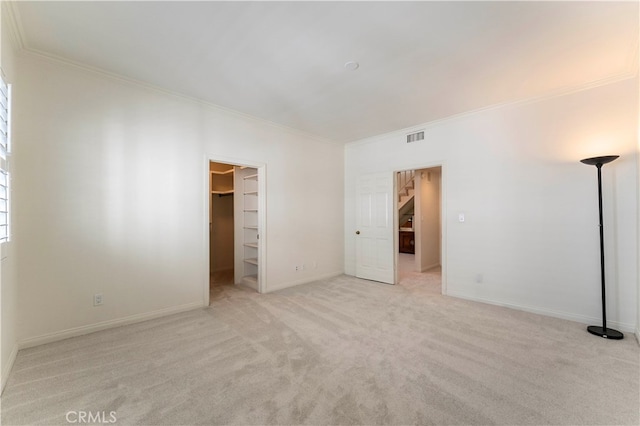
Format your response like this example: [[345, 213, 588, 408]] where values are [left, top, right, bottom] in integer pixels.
[[397, 170, 415, 202]]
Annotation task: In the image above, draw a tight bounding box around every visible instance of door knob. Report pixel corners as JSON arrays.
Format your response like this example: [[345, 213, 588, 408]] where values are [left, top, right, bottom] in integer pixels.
[[356, 231, 360, 235]]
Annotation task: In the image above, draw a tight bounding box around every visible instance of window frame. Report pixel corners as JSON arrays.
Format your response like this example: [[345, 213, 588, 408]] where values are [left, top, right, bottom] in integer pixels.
[[0, 72, 11, 246]]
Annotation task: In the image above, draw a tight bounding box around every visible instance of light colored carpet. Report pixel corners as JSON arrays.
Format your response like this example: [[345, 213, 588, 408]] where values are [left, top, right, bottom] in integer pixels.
[[1, 271, 638, 425], [397, 252, 418, 283]]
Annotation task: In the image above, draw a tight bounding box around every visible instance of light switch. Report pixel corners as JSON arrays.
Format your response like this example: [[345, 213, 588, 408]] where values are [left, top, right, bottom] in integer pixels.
[[458, 213, 465, 223]]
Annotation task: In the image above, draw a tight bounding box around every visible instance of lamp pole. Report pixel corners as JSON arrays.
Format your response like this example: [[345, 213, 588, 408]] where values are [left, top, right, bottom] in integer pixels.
[[580, 155, 623, 340]]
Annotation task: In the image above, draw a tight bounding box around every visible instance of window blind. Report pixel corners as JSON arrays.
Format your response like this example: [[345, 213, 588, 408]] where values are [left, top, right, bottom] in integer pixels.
[[0, 170, 8, 243], [0, 73, 10, 243], [0, 76, 9, 159]]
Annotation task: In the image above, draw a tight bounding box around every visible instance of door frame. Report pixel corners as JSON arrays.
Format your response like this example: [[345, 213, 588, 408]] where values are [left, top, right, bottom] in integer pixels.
[[394, 162, 447, 295], [204, 154, 267, 305]]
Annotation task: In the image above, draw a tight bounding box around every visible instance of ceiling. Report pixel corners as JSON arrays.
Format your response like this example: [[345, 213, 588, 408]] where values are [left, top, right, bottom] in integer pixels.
[[10, 1, 639, 144]]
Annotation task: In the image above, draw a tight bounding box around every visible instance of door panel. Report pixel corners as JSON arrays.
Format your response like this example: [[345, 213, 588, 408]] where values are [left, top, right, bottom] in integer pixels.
[[355, 173, 395, 284]]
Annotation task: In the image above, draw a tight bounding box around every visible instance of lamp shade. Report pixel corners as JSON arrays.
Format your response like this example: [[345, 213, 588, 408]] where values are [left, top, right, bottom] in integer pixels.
[[580, 155, 619, 166]]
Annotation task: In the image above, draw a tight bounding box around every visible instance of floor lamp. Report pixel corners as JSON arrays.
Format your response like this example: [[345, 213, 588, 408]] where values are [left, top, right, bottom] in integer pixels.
[[580, 155, 623, 340]]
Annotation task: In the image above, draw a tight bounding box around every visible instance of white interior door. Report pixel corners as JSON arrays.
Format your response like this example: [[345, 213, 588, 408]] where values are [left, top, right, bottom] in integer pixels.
[[355, 172, 395, 284]]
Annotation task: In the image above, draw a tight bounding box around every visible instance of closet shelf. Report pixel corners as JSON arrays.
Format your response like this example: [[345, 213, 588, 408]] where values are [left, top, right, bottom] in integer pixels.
[[239, 166, 259, 292], [242, 275, 258, 286], [210, 167, 234, 193], [210, 169, 234, 175]]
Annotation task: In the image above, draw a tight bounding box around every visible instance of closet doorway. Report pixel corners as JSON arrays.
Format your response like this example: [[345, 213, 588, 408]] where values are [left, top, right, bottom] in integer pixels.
[[209, 161, 236, 296], [207, 158, 265, 304]]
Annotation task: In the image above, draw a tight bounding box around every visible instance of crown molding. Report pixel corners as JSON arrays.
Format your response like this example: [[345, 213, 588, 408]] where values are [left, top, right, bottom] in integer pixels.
[[20, 48, 342, 147], [5, 0, 638, 149], [2, 1, 26, 51], [346, 69, 638, 149], [349, 35, 639, 147], [1, 1, 340, 147]]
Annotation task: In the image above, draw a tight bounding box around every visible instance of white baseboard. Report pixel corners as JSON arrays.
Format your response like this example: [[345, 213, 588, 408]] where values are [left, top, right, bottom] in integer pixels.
[[447, 290, 636, 333], [635, 328, 640, 346], [18, 301, 205, 350], [420, 263, 441, 272], [265, 271, 344, 293], [1, 343, 18, 395]]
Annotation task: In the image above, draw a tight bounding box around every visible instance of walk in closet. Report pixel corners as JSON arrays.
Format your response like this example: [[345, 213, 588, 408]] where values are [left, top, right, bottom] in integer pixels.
[[209, 161, 260, 293]]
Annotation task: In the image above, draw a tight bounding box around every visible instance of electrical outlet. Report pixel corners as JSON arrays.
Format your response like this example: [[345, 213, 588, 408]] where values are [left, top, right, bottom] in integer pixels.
[[475, 274, 483, 284], [94, 293, 103, 306]]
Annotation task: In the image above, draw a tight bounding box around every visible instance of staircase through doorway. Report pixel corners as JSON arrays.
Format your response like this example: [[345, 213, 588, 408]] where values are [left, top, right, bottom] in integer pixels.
[[398, 170, 415, 230]]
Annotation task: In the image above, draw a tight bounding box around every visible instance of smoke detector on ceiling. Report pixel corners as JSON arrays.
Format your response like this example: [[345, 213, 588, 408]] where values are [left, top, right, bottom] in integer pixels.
[[344, 61, 359, 71]]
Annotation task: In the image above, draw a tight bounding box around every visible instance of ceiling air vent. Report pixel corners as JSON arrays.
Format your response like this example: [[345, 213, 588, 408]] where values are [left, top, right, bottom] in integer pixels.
[[406, 130, 424, 143]]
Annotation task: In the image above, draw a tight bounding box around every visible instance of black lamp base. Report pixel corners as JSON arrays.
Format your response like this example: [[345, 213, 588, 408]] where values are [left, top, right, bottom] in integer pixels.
[[587, 326, 624, 340]]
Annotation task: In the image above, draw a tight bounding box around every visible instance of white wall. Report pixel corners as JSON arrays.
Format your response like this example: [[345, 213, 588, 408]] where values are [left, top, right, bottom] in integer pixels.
[[14, 52, 344, 347], [346, 77, 639, 331], [637, 79, 640, 342], [0, 4, 19, 392]]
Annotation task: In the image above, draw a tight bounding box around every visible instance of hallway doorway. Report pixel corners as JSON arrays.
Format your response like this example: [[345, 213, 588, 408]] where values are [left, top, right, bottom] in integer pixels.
[[398, 253, 442, 294], [396, 166, 443, 292]]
